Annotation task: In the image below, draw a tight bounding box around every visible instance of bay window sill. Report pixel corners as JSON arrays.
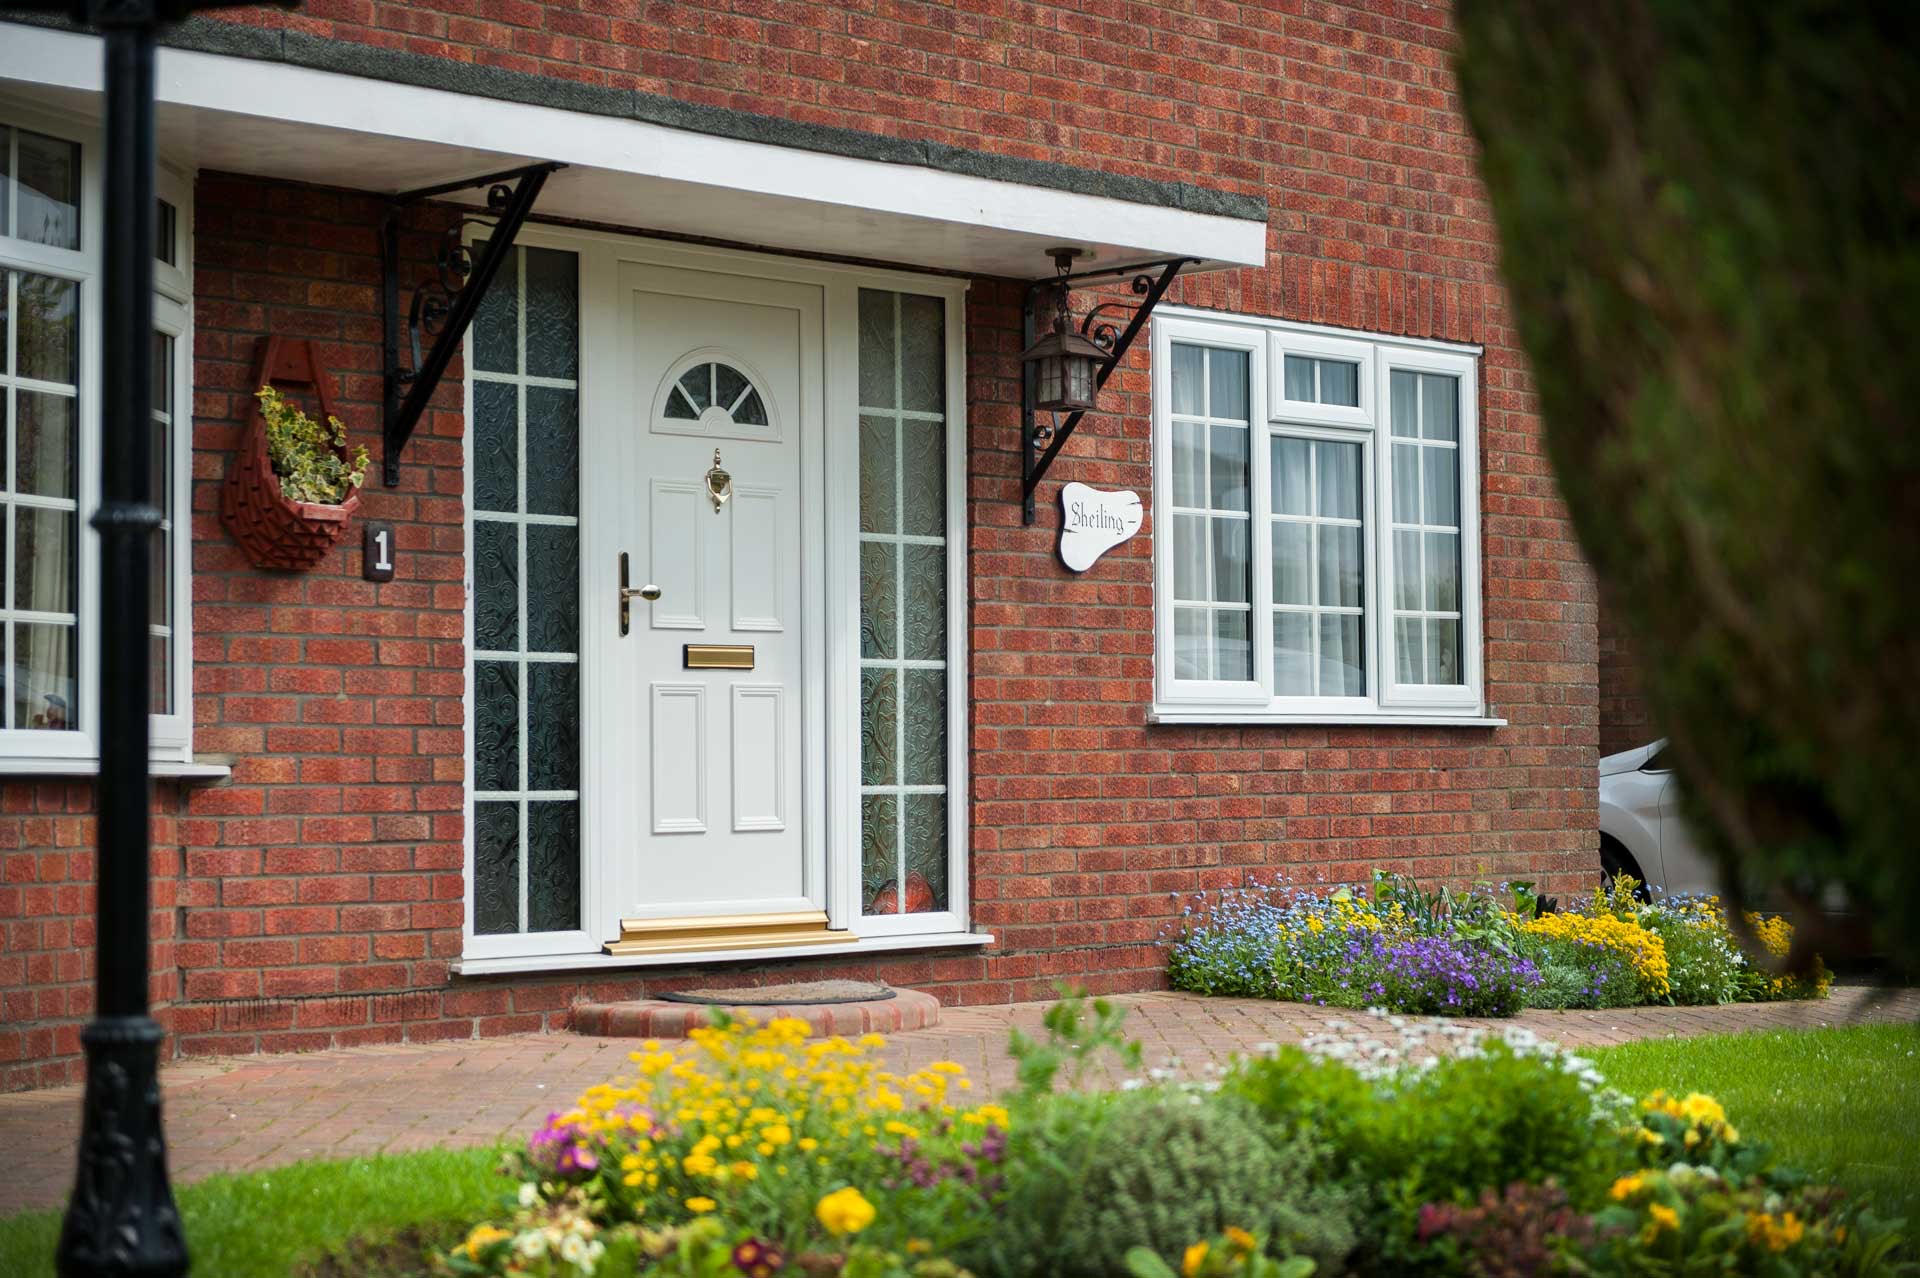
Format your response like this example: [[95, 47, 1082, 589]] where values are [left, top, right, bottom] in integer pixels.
[[455, 930, 994, 977], [0, 756, 233, 781], [1149, 707, 1507, 728]]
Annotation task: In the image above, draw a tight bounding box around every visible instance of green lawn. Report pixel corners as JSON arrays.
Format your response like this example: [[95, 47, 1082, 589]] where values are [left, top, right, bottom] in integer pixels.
[[1589, 1022, 1920, 1220], [0, 1145, 505, 1278]]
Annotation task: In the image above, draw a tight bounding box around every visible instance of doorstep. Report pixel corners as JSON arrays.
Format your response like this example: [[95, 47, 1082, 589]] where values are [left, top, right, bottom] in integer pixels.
[[572, 987, 941, 1039]]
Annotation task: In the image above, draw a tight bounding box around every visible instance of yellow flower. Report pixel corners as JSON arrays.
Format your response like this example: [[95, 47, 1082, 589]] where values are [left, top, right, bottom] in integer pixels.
[[1648, 1204, 1679, 1233], [1224, 1226, 1256, 1252], [1182, 1241, 1210, 1277], [1680, 1093, 1725, 1126], [761, 1122, 792, 1146], [816, 1186, 876, 1236], [460, 1225, 512, 1259], [1524, 912, 1670, 996], [1609, 1175, 1644, 1201], [684, 1196, 717, 1214], [1747, 1211, 1806, 1252]]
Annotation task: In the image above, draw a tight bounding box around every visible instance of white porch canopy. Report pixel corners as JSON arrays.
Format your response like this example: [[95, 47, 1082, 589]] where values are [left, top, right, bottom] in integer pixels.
[[0, 21, 1267, 279]]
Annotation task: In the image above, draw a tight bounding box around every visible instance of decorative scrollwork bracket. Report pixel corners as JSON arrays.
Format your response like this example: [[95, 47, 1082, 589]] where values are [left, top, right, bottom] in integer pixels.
[[381, 162, 563, 487], [1020, 254, 1197, 525]]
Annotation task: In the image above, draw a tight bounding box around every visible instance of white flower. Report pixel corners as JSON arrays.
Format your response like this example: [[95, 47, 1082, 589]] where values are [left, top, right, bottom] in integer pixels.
[[1120, 1077, 1146, 1091], [559, 1233, 589, 1265], [516, 1230, 549, 1259], [518, 1182, 540, 1208]]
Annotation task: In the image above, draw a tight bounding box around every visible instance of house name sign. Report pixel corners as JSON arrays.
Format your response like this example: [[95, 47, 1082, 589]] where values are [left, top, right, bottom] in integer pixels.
[[1058, 481, 1143, 573]]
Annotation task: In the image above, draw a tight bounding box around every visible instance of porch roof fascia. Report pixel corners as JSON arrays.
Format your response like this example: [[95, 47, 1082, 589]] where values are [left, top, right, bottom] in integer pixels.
[[0, 14, 1270, 279]]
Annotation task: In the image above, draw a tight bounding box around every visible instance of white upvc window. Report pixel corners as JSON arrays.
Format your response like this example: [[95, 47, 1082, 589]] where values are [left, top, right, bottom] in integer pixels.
[[0, 105, 196, 771], [1152, 311, 1492, 725]]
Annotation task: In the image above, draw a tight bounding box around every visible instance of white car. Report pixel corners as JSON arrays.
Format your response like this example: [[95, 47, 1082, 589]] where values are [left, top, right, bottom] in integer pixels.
[[1598, 740, 1717, 898]]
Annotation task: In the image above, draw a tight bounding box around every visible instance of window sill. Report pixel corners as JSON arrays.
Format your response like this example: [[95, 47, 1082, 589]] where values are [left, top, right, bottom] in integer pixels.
[[0, 756, 233, 782], [454, 929, 994, 977], [1149, 707, 1507, 728]]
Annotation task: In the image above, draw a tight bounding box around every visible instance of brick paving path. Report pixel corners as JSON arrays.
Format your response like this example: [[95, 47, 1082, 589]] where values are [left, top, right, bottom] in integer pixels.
[[2, 985, 1914, 1216]]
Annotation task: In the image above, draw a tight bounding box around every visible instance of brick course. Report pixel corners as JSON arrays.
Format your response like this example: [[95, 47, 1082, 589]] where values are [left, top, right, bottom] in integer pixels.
[[0, 0, 1601, 1088], [1599, 603, 1656, 758]]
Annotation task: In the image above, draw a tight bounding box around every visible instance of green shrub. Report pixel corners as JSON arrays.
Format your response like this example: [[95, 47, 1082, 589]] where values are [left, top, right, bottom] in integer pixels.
[[1451, 0, 1920, 967], [975, 1090, 1357, 1278], [1519, 934, 1645, 1010], [1230, 1039, 1632, 1272]]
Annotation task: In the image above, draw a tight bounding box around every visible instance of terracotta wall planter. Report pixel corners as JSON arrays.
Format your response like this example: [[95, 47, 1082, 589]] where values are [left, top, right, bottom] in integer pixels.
[[221, 336, 362, 571]]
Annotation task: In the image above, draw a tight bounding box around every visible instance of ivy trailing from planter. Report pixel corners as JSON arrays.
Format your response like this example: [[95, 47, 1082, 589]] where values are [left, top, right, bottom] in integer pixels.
[[221, 336, 369, 571], [254, 384, 368, 504]]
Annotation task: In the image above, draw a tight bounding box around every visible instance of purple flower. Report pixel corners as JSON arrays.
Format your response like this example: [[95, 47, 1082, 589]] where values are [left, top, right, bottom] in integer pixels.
[[527, 1109, 616, 1181]]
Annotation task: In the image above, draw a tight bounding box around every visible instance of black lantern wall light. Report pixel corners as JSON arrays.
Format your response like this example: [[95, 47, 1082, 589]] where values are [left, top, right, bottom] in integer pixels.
[[1019, 248, 1198, 524]]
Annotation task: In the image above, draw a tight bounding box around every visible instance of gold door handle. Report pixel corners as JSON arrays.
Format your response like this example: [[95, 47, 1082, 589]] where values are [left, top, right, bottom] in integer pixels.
[[618, 553, 660, 635]]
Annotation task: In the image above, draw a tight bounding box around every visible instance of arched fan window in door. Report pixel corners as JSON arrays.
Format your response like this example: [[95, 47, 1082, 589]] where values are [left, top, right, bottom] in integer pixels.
[[663, 360, 769, 426]]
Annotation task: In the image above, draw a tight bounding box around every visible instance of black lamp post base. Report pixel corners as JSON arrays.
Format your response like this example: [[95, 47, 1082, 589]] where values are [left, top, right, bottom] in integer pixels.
[[56, 1017, 186, 1278]]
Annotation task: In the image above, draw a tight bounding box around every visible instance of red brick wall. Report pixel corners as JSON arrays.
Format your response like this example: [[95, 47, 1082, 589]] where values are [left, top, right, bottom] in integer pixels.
[[0, 0, 1601, 1086], [1598, 604, 1655, 758]]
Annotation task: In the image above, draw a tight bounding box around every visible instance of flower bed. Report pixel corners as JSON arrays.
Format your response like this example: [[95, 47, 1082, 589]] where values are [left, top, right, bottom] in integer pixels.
[[1166, 872, 1829, 1015], [435, 996, 1905, 1278]]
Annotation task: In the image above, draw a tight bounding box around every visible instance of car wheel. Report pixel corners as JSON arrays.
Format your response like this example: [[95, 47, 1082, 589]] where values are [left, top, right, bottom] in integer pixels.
[[1601, 835, 1653, 902]]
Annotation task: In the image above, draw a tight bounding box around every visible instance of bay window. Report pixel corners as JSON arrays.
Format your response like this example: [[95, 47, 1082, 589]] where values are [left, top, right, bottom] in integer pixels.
[[1152, 312, 1490, 724], [0, 107, 196, 769]]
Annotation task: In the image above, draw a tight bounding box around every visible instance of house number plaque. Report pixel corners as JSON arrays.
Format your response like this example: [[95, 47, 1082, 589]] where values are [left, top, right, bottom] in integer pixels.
[[1058, 482, 1143, 572], [362, 520, 396, 582]]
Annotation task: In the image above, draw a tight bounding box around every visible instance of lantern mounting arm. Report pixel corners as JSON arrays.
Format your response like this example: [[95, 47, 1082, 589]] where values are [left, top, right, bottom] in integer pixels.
[[1021, 254, 1197, 524], [381, 161, 563, 486]]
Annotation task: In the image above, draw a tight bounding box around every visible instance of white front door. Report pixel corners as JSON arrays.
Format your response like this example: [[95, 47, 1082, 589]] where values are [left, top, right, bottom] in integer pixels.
[[612, 262, 825, 922]]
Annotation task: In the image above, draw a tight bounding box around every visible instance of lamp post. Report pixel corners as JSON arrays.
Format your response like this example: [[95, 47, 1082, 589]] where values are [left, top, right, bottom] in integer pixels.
[[0, 2, 285, 1273]]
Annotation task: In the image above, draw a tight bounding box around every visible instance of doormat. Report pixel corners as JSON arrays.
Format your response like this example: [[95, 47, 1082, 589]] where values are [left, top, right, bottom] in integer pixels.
[[658, 979, 897, 1006]]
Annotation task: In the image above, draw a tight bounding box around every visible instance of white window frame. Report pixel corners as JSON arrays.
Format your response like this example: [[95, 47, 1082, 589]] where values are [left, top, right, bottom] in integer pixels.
[[0, 100, 198, 772], [1269, 328, 1373, 429], [1376, 342, 1483, 714], [1152, 315, 1269, 710], [1151, 310, 1496, 726], [150, 160, 195, 759]]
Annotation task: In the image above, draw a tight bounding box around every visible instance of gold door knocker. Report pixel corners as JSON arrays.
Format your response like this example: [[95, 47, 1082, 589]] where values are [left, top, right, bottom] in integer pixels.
[[705, 448, 732, 514]]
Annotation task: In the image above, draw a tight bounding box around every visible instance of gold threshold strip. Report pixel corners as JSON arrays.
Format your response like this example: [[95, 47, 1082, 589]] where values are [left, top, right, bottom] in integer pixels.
[[604, 909, 857, 956]]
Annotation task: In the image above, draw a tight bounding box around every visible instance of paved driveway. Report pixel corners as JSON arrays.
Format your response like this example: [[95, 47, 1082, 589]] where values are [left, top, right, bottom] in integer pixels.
[[3, 986, 1914, 1216]]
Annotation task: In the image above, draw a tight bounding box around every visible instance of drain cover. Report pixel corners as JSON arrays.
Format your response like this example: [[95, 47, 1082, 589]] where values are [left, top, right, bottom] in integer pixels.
[[658, 979, 896, 1007]]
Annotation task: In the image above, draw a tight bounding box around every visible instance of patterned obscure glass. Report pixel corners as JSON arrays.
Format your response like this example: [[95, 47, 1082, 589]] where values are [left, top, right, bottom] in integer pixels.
[[470, 245, 583, 935], [857, 289, 950, 916]]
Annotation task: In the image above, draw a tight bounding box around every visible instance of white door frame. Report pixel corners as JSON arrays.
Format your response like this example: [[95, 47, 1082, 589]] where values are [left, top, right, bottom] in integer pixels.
[[461, 224, 970, 962]]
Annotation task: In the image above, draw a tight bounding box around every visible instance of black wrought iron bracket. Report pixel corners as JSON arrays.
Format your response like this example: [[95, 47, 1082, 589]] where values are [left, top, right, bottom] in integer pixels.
[[1020, 255, 1197, 525], [381, 161, 563, 486]]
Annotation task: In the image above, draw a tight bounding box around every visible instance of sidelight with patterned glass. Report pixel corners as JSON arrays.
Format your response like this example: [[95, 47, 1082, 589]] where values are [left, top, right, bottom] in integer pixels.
[[857, 288, 949, 917], [469, 244, 584, 936]]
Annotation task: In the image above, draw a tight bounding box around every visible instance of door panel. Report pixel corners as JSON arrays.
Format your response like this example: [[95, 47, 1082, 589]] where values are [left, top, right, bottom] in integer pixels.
[[615, 262, 821, 921]]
